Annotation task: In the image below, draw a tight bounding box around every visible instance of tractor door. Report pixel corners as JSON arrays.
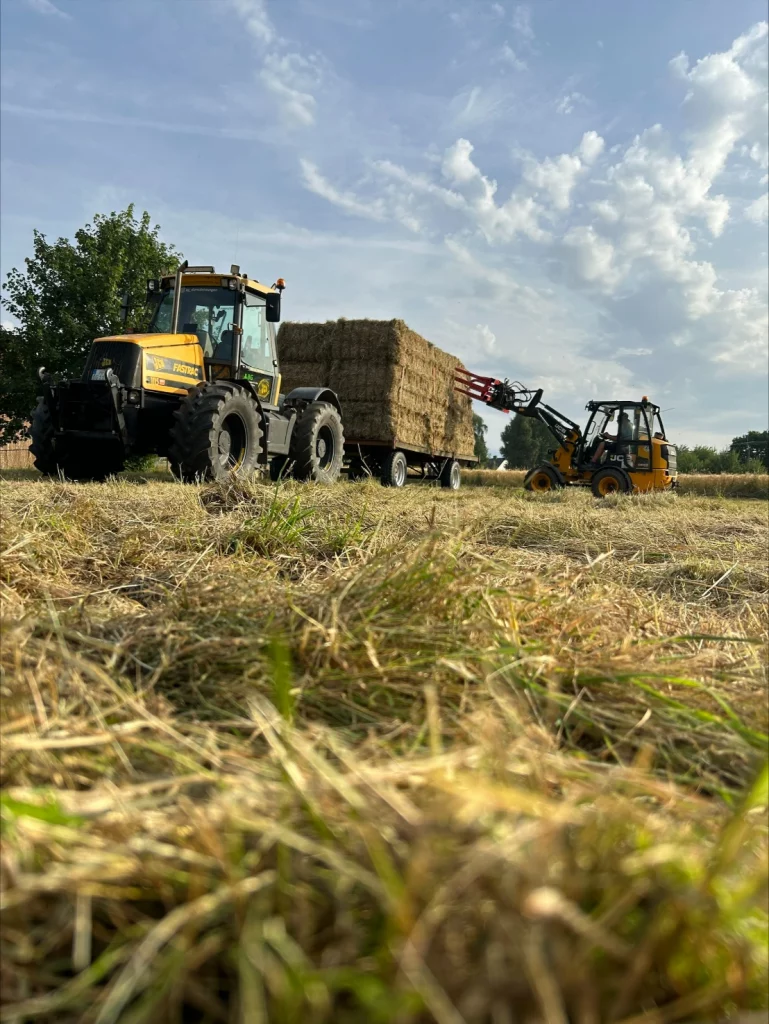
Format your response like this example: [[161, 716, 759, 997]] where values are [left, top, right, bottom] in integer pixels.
[[239, 292, 277, 404]]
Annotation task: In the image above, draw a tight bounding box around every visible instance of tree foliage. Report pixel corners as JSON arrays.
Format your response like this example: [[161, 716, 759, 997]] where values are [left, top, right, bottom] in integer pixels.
[[730, 430, 768, 470], [473, 413, 489, 466], [500, 413, 554, 469], [0, 206, 181, 443], [677, 442, 766, 475]]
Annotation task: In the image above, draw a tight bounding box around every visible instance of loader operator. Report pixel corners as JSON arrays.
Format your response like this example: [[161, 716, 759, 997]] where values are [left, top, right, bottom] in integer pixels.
[[590, 411, 634, 466]]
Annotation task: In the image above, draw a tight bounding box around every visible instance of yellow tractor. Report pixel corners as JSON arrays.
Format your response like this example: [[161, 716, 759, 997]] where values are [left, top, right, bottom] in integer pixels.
[[31, 262, 345, 483], [455, 369, 677, 496]]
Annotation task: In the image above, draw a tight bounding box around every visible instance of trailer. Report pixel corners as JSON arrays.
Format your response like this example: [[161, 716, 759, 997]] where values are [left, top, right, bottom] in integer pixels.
[[343, 438, 477, 489]]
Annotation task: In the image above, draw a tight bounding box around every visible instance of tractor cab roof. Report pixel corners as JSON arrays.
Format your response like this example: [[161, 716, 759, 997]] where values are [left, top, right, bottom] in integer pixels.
[[159, 269, 279, 297]]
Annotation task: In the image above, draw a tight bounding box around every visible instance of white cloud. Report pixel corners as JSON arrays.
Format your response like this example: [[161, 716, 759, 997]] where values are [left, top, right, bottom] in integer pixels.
[[511, 4, 534, 40], [521, 132, 604, 211], [491, 3, 505, 16], [556, 91, 587, 115], [474, 324, 497, 354], [616, 347, 653, 357], [498, 44, 527, 71], [24, 0, 69, 16], [562, 226, 622, 290], [300, 160, 386, 220], [230, 0, 276, 45], [745, 192, 769, 223], [260, 52, 319, 126]]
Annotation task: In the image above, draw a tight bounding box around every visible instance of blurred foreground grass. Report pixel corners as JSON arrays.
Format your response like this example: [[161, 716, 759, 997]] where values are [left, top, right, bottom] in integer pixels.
[[1, 474, 767, 1023]]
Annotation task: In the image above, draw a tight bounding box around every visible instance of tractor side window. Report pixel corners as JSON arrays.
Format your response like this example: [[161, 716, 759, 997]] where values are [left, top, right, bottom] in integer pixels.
[[241, 295, 272, 374]]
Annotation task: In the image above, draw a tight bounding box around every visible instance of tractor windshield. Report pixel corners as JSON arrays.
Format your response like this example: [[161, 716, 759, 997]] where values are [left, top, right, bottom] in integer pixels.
[[149, 286, 236, 357]]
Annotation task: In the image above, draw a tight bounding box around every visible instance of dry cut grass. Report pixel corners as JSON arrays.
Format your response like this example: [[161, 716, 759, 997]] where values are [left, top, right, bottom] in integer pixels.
[[1, 473, 767, 1023]]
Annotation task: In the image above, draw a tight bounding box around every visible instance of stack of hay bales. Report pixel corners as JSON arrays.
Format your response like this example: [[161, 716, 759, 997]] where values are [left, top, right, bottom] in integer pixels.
[[277, 319, 475, 458]]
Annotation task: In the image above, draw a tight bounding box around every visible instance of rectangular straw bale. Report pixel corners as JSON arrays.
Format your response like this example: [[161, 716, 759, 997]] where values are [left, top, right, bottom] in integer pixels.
[[277, 318, 474, 457]]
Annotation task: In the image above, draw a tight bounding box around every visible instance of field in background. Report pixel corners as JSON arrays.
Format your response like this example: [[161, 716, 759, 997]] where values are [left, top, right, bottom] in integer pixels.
[[1, 474, 767, 1023]]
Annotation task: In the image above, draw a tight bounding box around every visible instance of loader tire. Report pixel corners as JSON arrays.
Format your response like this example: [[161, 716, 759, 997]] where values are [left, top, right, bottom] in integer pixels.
[[169, 383, 263, 483], [440, 459, 461, 490], [29, 396, 60, 476], [290, 401, 344, 484], [524, 464, 562, 493], [591, 466, 631, 498], [381, 450, 408, 488]]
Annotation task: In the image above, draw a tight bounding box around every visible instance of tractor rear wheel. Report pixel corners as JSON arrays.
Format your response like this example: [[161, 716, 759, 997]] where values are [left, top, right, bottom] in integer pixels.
[[29, 396, 60, 476], [524, 464, 562, 493], [591, 466, 631, 497], [381, 450, 408, 488], [440, 459, 461, 490], [169, 383, 263, 483], [290, 401, 344, 484]]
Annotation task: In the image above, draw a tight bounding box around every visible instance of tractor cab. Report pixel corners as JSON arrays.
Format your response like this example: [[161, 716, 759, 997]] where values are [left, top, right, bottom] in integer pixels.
[[146, 264, 284, 405]]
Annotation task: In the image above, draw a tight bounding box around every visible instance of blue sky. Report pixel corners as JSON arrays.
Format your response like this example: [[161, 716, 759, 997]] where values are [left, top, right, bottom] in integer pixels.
[[2, 0, 767, 452]]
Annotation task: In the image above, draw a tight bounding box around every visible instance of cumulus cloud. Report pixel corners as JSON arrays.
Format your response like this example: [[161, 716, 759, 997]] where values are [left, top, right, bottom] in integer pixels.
[[511, 4, 534, 40], [230, 0, 275, 45], [498, 44, 527, 70], [745, 192, 768, 223], [474, 324, 498, 354], [521, 132, 605, 210]]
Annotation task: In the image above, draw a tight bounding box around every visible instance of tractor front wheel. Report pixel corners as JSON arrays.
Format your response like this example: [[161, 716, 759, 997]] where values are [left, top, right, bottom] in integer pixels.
[[290, 401, 344, 484], [169, 383, 263, 483], [29, 396, 60, 476], [591, 466, 631, 498], [524, 464, 562, 493]]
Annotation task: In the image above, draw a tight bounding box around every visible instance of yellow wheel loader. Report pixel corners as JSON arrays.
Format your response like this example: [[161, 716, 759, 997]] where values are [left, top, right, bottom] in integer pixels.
[[455, 369, 677, 496], [31, 263, 344, 483]]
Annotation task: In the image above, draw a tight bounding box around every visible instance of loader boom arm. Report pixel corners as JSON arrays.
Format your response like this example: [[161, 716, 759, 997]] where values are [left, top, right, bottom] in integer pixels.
[[454, 368, 582, 450]]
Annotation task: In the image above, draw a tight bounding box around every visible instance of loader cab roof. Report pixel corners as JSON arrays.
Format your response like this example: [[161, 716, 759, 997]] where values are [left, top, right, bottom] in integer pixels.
[[586, 399, 660, 414]]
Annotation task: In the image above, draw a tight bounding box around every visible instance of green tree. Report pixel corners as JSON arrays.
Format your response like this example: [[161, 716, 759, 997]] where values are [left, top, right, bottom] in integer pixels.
[[500, 413, 554, 468], [0, 205, 182, 443], [730, 430, 768, 470], [473, 413, 489, 466]]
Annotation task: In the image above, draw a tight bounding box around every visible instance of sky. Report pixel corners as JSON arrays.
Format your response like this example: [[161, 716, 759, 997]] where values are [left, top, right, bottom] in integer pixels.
[[1, 0, 767, 453]]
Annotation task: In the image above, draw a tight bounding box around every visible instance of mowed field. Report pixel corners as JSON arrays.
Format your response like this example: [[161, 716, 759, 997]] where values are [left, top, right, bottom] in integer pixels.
[[1, 470, 767, 1024]]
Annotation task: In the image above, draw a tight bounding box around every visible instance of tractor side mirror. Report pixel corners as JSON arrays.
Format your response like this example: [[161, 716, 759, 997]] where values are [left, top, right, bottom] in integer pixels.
[[265, 291, 281, 323]]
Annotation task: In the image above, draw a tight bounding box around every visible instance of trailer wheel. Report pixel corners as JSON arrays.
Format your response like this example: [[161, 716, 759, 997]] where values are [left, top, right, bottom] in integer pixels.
[[170, 382, 262, 483], [440, 459, 461, 490], [29, 396, 60, 476], [381, 450, 408, 488], [290, 401, 344, 484]]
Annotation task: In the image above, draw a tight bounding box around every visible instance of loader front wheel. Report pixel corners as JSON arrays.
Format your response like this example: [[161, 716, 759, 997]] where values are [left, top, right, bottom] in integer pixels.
[[170, 383, 263, 483], [524, 464, 562, 493], [381, 450, 408, 488], [591, 466, 631, 498], [29, 396, 60, 476], [290, 401, 344, 484]]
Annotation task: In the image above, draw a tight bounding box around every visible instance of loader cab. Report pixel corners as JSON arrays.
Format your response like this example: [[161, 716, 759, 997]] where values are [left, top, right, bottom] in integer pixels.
[[147, 271, 282, 404], [580, 399, 667, 473]]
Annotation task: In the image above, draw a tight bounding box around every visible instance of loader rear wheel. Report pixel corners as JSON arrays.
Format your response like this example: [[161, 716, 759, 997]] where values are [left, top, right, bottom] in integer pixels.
[[381, 450, 408, 488], [29, 396, 60, 476], [440, 459, 461, 490], [591, 467, 631, 498], [524, 464, 562, 493], [290, 401, 344, 484], [169, 383, 262, 483]]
